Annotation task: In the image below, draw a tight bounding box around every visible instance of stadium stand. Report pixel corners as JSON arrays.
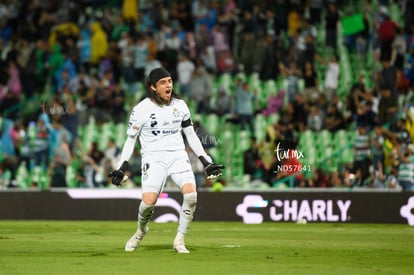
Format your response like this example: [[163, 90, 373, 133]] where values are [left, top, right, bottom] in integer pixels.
[[0, 0, 413, 190]]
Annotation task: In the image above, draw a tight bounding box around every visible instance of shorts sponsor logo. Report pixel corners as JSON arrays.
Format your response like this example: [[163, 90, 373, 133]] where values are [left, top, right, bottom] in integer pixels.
[[142, 163, 150, 180]]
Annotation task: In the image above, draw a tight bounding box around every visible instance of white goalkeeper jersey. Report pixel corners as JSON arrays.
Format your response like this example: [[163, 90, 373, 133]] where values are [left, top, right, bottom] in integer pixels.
[[127, 97, 190, 156]]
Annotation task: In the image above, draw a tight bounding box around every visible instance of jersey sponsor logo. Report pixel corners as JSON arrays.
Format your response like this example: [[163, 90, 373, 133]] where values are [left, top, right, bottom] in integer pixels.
[[162, 129, 179, 135], [172, 119, 181, 123], [150, 117, 160, 136]]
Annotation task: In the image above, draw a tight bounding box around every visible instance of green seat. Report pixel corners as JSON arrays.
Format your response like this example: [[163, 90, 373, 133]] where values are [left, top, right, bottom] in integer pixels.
[[16, 164, 30, 189], [341, 148, 354, 164], [317, 130, 332, 148], [206, 114, 219, 135], [298, 130, 316, 149]]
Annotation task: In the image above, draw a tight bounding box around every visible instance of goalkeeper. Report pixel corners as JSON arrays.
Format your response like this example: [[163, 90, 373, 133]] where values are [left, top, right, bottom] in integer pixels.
[[109, 67, 224, 253]]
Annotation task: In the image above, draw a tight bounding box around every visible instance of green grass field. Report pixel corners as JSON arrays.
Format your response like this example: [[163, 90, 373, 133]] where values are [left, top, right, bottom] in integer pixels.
[[0, 221, 413, 275]]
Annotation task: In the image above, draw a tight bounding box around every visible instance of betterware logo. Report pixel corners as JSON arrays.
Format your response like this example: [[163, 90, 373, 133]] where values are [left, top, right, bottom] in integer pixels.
[[400, 196, 414, 226], [236, 195, 351, 224]]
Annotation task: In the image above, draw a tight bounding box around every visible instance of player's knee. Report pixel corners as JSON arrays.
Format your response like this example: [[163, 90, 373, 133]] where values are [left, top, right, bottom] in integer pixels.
[[142, 192, 158, 205], [181, 182, 197, 194]]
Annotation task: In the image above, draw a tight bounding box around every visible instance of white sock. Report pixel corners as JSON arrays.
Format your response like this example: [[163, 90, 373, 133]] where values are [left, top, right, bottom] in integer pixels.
[[138, 201, 154, 232], [176, 192, 197, 241]]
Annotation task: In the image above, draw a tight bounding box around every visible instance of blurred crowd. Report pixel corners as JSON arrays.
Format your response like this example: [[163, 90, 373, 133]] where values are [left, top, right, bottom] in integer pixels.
[[0, 0, 414, 190]]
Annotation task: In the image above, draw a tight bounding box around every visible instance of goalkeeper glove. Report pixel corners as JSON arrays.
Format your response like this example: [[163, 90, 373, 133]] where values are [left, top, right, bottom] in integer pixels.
[[199, 156, 225, 180], [108, 161, 129, 187]]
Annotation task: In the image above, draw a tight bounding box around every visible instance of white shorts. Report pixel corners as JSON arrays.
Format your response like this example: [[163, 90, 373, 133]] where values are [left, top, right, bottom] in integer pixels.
[[141, 150, 196, 193]]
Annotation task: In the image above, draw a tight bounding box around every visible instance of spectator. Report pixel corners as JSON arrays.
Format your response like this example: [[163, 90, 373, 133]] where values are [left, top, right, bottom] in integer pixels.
[[322, 54, 340, 102], [243, 136, 261, 180], [101, 138, 120, 187], [83, 141, 104, 188], [291, 92, 308, 132], [216, 50, 236, 74], [262, 90, 284, 118], [302, 61, 319, 103], [48, 132, 72, 188], [133, 33, 149, 83], [397, 148, 414, 190], [287, 5, 303, 43], [370, 161, 386, 188], [117, 31, 135, 94], [309, 168, 330, 188], [213, 86, 232, 116], [189, 64, 212, 114], [380, 58, 398, 98], [385, 166, 401, 189], [378, 10, 398, 61], [239, 32, 256, 75], [309, 0, 323, 25], [377, 85, 398, 125], [325, 2, 339, 50], [90, 22, 108, 65], [391, 27, 406, 69], [353, 125, 372, 186], [307, 105, 324, 131], [163, 28, 180, 77], [390, 118, 412, 153], [33, 118, 50, 169], [111, 16, 130, 42], [176, 54, 195, 98], [6, 59, 21, 100], [356, 101, 376, 131], [280, 60, 302, 104], [259, 31, 278, 81], [234, 81, 255, 134], [111, 83, 126, 124], [346, 73, 367, 123], [324, 103, 345, 133], [371, 124, 385, 171], [199, 46, 217, 74]]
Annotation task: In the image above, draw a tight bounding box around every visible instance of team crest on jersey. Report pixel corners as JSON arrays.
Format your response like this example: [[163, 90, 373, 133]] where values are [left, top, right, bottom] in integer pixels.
[[173, 108, 179, 117]]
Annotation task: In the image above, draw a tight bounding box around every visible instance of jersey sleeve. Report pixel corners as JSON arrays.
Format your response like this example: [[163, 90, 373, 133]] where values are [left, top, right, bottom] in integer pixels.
[[126, 106, 144, 137], [182, 100, 191, 122]]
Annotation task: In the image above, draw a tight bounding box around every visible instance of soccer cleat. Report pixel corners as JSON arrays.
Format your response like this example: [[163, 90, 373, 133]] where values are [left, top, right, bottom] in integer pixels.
[[173, 243, 190, 253], [125, 226, 149, 252]]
